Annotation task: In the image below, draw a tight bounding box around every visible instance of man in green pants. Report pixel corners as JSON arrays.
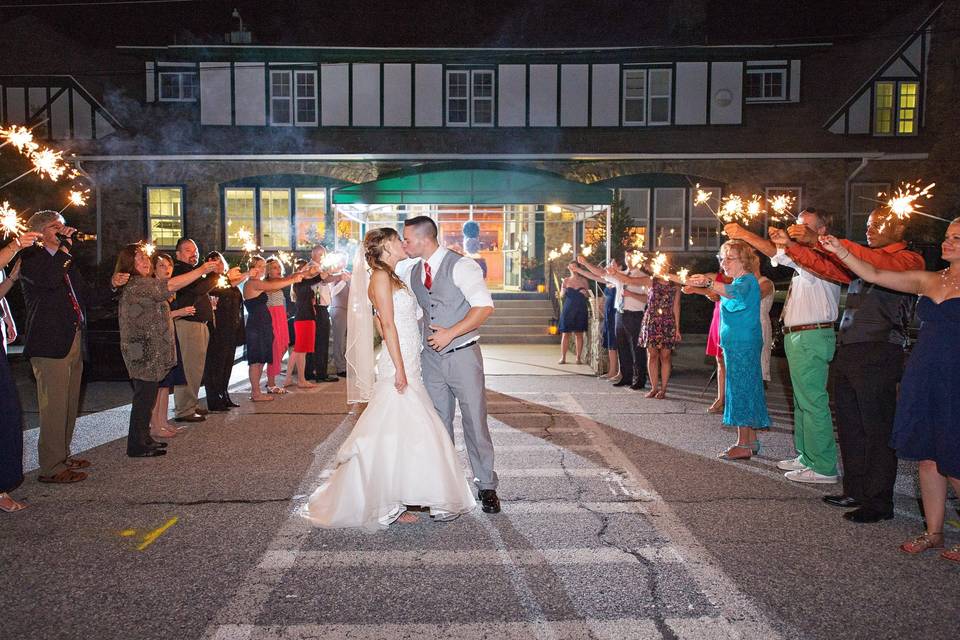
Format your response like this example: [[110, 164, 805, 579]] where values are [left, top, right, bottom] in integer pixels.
[[725, 209, 841, 483]]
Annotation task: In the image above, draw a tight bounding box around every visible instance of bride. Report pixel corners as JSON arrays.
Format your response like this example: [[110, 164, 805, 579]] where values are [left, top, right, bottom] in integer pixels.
[[301, 228, 477, 531]]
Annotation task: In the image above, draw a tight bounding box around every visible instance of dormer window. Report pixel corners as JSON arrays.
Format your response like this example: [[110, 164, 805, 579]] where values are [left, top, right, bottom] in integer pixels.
[[873, 81, 918, 135], [158, 71, 198, 102]]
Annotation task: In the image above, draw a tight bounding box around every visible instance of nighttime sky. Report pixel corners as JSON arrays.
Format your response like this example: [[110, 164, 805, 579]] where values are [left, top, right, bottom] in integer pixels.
[[0, 0, 917, 49]]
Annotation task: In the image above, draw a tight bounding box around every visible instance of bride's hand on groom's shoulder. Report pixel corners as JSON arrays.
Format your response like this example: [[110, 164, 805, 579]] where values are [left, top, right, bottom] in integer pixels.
[[394, 368, 408, 393]]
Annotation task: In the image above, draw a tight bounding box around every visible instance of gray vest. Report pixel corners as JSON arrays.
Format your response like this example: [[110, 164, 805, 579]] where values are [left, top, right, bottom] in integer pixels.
[[410, 251, 479, 355]]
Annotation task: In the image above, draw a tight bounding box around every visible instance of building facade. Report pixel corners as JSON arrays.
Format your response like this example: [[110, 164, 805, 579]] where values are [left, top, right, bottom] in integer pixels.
[[0, 2, 954, 291]]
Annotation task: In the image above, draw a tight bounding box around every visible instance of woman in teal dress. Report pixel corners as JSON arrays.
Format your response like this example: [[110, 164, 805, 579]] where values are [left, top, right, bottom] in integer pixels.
[[820, 219, 960, 563], [687, 240, 769, 460]]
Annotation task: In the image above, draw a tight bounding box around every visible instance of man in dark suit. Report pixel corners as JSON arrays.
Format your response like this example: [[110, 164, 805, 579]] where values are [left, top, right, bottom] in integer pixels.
[[19, 211, 89, 483]]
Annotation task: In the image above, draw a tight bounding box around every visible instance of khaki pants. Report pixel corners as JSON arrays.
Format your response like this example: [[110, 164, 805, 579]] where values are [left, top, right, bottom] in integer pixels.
[[31, 330, 83, 477], [173, 320, 209, 418]]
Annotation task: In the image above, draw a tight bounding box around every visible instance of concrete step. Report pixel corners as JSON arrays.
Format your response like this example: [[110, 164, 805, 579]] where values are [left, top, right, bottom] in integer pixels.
[[494, 299, 556, 310], [480, 325, 556, 336], [485, 316, 553, 326], [480, 334, 560, 344], [491, 292, 550, 301]]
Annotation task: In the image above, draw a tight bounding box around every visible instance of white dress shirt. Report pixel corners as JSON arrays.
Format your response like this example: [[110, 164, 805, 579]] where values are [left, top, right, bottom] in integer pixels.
[[770, 248, 840, 327]]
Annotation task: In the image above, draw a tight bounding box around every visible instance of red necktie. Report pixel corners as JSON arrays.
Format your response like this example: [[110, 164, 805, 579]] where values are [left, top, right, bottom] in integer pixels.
[[64, 273, 83, 326], [424, 262, 433, 290]]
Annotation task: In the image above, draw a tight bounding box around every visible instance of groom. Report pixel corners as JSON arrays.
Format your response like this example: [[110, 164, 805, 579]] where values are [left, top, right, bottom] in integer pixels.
[[402, 216, 500, 513]]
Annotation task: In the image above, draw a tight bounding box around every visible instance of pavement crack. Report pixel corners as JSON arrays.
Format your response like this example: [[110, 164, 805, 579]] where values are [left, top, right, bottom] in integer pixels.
[[132, 497, 292, 506]]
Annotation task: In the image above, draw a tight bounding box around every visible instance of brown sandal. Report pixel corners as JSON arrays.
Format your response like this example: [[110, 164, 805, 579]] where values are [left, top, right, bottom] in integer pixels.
[[941, 545, 960, 564], [38, 468, 88, 484], [0, 493, 29, 513], [65, 457, 91, 469], [899, 531, 944, 554]]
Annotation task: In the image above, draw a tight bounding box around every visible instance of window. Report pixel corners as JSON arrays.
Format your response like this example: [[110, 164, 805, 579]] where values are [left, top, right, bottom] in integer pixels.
[[224, 188, 256, 250], [295, 188, 326, 249], [146, 187, 184, 248], [689, 188, 721, 251], [260, 189, 292, 249], [620, 189, 650, 251], [653, 188, 685, 251], [746, 68, 787, 102], [874, 81, 918, 136], [158, 71, 198, 102], [270, 70, 317, 126], [622, 68, 672, 126], [446, 69, 495, 127], [849, 182, 890, 242]]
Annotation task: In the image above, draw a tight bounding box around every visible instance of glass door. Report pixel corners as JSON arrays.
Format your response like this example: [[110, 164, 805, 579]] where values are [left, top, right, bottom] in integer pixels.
[[502, 207, 522, 290]]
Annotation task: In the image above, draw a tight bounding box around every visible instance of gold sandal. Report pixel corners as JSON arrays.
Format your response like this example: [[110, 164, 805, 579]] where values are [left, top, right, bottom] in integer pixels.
[[941, 545, 960, 564], [899, 531, 944, 554]]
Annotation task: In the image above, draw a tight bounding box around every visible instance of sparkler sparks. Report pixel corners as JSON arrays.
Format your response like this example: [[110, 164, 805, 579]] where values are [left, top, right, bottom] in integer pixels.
[[0, 126, 38, 154], [677, 267, 690, 284], [0, 201, 26, 239], [59, 189, 91, 214], [694, 186, 713, 207], [580, 245, 593, 257], [886, 182, 936, 221], [767, 194, 796, 222], [235, 227, 258, 253], [28, 148, 68, 182], [275, 250, 295, 268], [216, 274, 230, 289], [141, 242, 156, 257], [320, 252, 347, 271]]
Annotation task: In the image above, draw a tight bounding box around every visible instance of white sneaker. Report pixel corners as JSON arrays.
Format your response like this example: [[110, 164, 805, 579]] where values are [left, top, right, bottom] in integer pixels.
[[784, 468, 839, 484], [776, 457, 807, 472]]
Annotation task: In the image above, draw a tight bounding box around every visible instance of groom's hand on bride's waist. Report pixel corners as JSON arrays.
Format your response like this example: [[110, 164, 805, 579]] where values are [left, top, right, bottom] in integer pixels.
[[427, 324, 455, 351]]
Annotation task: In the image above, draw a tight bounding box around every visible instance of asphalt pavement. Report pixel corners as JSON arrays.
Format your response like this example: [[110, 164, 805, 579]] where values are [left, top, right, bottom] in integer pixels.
[[2, 351, 959, 640]]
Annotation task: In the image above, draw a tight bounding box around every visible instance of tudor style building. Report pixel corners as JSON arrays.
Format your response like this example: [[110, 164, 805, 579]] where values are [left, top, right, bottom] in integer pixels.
[[0, 2, 954, 295]]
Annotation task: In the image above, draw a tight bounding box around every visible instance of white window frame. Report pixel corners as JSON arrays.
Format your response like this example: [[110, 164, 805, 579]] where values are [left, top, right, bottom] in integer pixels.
[[620, 188, 650, 251], [848, 182, 891, 241], [294, 188, 327, 250], [622, 68, 672, 126], [158, 71, 198, 102], [688, 187, 721, 251], [145, 186, 184, 249], [446, 69, 495, 127], [224, 187, 257, 251], [260, 188, 293, 250], [294, 70, 318, 126], [652, 187, 685, 251], [745, 68, 787, 102], [270, 70, 293, 126]]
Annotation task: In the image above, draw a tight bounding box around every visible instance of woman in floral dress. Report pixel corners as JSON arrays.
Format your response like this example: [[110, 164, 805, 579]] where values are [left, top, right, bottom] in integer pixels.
[[639, 276, 681, 399]]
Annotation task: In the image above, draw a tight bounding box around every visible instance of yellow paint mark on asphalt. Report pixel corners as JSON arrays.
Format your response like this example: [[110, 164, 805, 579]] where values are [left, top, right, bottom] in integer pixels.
[[119, 529, 136, 537], [136, 517, 179, 551]]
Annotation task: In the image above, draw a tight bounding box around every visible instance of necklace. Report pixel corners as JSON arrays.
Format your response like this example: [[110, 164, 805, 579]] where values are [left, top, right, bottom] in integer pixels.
[[939, 267, 960, 293]]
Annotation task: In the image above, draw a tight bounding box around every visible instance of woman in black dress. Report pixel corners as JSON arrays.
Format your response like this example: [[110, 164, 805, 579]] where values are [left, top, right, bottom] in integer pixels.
[[204, 251, 248, 410], [284, 258, 324, 388], [0, 230, 42, 513], [243, 255, 304, 402], [558, 262, 590, 364]]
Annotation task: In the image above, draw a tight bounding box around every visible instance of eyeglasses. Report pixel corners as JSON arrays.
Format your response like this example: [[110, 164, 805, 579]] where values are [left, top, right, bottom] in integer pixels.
[[716, 254, 740, 262]]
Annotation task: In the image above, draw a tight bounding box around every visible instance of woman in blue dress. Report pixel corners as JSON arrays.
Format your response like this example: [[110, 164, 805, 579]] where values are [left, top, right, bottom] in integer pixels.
[[687, 240, 770, 460], [820, 219, 960, 564], [557, 262, 590, 364]]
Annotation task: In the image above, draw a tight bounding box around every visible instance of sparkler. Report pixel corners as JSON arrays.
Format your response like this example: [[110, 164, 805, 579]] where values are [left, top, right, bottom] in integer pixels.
[[216, 274, 230, 289], [580, 245, 593, 257], [320, 252, 347, 271], [0, 126, 38, 154], [59, 189, 90, 214], [235, 226, 258, 253], [885, 182, 938, 221], [28, 148, 68, 182], [676, 267, 690, 284], [767, 193, 796, 223], [275, 250, 295, 269], [141, 242, 156, 257], [0, 201, 26, 239]]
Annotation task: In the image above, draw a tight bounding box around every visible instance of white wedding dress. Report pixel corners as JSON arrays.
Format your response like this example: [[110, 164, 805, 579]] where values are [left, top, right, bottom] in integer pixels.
[[301, 286, 477, 531]]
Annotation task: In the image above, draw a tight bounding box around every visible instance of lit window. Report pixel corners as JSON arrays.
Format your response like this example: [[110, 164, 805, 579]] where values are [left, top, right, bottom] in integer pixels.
[[158, 71, 198, 102], [146, 187, 183, 248], [260, 189, 292, 249], [746, 69, 787, 102], [620, 189, 650, 250], [873, 82, 894, 135], [446, 69, 494, 127], [897, 82, 918, 134], [622, 68, 672, 126], [295, 188, 326, 249], [224, 188, 255, 250]]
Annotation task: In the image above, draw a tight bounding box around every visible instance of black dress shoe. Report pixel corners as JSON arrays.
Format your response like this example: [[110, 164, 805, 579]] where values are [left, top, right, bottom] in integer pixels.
[[206, 406, 229, 413], [823, 494, 861, 509], [146, 440, 168, 449], [174, 414, 205, 423], [337, 371, 347, 378], [478, 489, 501, 514], [843, 507, 894, 523], [128, 448, 167, 458], [630, 382, 645, 390], [319, 375, 339, 382], [225, 398, 241, 408], [611, 380, 630, 387]]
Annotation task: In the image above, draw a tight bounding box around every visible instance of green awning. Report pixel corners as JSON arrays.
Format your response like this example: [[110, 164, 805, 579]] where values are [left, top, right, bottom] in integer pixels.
[[332, 165, 612, 205]]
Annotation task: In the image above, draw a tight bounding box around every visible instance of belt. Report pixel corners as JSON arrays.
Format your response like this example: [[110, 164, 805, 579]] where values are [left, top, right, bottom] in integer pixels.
[[782, 322, 834, 335], [445, 340, 478, 354]]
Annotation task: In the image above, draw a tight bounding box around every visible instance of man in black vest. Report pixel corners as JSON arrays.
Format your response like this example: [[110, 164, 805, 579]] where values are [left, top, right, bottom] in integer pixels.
[[19, 211, 90, 483]]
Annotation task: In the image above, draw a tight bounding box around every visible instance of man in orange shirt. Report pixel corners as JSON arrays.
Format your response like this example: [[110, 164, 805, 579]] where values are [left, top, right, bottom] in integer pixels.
[[770, 206, 925, 523]]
